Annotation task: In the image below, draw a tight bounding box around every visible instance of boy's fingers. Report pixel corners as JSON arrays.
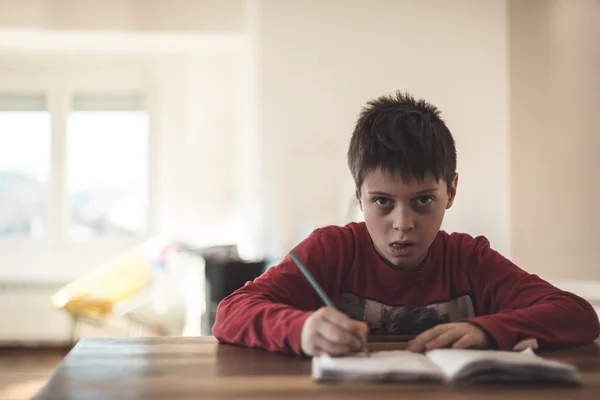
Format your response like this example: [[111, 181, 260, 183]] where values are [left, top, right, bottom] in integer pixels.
[[425, 329, 463, 350], [452, 333, 476, 349], [350, 321, 369, 342], [357, 321, 370, 339], [322, 308, 356, 330], [408, 324, 449, 352], [319, 320, 362, 350], [322, 308, 369, 338], [314, 332, 353, 356]]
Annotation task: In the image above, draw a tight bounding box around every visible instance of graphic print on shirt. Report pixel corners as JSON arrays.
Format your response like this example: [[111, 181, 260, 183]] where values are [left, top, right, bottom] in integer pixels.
[[337, 292, 476, 335]]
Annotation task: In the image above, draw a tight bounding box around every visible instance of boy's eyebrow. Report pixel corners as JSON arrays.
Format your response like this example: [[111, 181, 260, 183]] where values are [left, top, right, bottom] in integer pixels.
[[367, 191, 393, 196], [367, 188, 439, 196], [415, 188, 439, 195]]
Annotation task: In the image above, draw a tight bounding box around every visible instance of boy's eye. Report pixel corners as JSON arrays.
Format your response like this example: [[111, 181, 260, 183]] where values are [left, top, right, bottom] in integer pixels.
[[374, 197, 392, 207], [414, 196, 433, 206]]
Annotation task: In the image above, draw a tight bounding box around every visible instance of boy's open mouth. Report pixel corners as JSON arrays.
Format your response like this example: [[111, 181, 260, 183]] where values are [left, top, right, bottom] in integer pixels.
[[390, 241, 415, 248], [389, 241, 416, 256]]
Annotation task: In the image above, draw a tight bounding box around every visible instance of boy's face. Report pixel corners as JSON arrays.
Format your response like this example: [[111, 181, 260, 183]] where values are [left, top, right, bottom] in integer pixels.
[[357, 169, 457, 270]]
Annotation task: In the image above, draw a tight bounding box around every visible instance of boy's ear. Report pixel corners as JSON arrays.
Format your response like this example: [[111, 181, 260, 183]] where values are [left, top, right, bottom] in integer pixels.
[[355, 188, 363, 211], [446, 174, 458, 209]]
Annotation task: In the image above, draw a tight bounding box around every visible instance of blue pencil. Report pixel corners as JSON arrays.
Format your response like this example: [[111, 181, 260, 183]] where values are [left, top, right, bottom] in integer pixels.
[[289, 251, 369, 356], [289, 252, 336, 308]]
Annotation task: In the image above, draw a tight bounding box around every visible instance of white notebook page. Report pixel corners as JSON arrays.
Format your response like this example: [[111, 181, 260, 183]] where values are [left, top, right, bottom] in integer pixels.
[[425, 348, 577, 380], [314, 350, 441, 376]]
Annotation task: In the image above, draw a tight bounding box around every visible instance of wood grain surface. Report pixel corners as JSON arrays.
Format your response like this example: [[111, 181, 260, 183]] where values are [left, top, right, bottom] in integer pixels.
[[34, 336, 600, 399]]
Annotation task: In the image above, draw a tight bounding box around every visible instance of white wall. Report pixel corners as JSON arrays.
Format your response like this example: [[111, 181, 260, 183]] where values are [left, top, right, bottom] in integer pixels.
[[0, 0, 245, 33], [153, 51, 251, 247], [509, 0, 600, 280], [253, 0, 511, 258]]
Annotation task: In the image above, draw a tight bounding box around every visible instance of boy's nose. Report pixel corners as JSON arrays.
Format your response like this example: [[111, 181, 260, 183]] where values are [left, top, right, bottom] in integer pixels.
[[392, 207, 415, 232]]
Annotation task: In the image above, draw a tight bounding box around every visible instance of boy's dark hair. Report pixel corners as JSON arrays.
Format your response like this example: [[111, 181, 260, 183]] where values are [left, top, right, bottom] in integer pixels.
[[347, 91, 457, 192]]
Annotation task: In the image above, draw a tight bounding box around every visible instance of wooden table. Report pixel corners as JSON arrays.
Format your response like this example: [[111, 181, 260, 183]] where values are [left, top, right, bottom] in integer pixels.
[[34, 336, 600, 399]]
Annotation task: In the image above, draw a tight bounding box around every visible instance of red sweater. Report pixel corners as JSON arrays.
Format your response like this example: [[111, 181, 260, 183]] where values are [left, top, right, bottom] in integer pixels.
[[213, 222, 600, 355]]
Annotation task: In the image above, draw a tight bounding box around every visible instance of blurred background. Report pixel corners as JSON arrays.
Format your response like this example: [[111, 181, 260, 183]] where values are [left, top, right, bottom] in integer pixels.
[[0, 0, 599, 396]]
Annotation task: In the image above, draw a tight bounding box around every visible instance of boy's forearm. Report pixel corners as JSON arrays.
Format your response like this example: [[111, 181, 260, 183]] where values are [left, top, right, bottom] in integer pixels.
[[213, 291, 312, 355], [467, 293, 600, 350], [211, 234, 334, 355]]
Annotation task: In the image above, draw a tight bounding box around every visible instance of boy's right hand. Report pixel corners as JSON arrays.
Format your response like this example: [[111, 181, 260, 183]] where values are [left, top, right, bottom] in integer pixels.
[[301, 307, 369, 356]]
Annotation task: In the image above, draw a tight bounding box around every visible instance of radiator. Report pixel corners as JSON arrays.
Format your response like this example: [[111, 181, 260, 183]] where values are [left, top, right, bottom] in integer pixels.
[[0, 281, 72, 345], [0, 279, 202, 344]]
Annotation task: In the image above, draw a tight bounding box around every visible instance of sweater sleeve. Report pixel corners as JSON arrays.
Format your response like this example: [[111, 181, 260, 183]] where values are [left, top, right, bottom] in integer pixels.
[[212, 229, 341, 355], [463, 236, 600, 351]]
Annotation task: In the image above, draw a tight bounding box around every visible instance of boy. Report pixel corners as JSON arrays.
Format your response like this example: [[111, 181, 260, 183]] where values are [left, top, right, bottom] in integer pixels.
[[213, 91, 600, 356]]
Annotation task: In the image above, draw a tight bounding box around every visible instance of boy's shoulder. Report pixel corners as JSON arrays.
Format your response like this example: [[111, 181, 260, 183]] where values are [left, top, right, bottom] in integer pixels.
[[434, 230, 496, 259], [436, 230, 491, 247], [292, 222, 368, 262], [301, 222, 370, 253], [310, 221, 370, 243]]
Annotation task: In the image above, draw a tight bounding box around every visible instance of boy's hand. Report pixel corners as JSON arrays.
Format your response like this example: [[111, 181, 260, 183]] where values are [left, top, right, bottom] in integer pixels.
[[407, 322, 490, 352], [301, 307, 369, 356]]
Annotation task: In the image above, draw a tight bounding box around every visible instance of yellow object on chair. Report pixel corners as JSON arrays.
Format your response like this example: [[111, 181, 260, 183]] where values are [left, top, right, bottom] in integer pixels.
[[51, 245, 155, 321]]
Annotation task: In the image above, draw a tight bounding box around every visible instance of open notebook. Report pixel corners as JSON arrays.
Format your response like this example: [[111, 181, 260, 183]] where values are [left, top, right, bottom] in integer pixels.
[[312, 348, 580, 385]]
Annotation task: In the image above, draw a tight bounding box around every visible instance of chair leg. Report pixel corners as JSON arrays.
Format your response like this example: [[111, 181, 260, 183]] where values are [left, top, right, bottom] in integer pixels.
[[69, 314, 80, 346]]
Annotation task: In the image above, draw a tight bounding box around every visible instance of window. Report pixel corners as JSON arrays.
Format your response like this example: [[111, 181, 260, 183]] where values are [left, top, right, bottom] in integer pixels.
[[0, 57, 163, 284], [0, 86, 150, 243], [0, 95, 51, 238], [67, 95, 149, 240]]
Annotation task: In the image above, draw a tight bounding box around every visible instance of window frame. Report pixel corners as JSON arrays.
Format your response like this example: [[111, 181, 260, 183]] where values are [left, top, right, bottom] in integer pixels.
[[0, 66, 156, 247]]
